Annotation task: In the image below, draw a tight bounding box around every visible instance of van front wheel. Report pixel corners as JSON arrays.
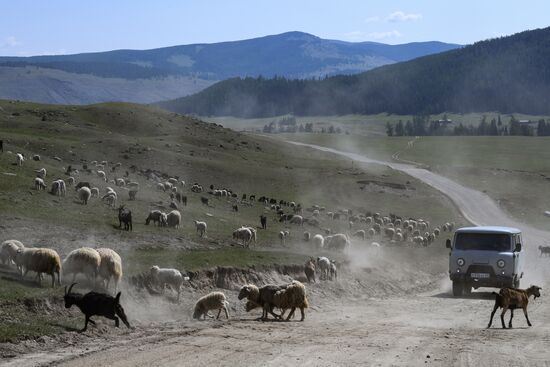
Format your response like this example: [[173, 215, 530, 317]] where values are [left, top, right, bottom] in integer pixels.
[[452, 281, 463, 296]]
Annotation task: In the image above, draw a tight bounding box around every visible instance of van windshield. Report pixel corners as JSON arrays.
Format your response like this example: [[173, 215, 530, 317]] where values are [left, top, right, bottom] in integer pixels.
[[454, 233, 512, 251]]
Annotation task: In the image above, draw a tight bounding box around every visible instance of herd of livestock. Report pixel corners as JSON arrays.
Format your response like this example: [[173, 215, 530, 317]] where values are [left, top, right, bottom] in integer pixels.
[[0, 151, 543, 332]]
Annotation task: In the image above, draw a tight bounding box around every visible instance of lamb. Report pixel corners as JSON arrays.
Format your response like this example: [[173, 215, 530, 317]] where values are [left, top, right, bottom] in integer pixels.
[[78, 186, 92, 204], [16, 153, 25, 166], [192, 292, 230, 320], [34, 177, 47, 190], [96, 248, 123, 292], [304, 258, 316, 283], [194, 220, 207, 237], [63, 283, 131, 332], [35, 168, 47, 178], [487, 285, 542, 329], [312, 234, 324, 248], [317, 257, 331, 280], [539, 246, 550, 257], [145, 210, 163, 226], [62, 247, 101, 283], [324, 233, 350, 252], [118, 205, 132, 231], [329, 261, 338, 281], [15, 247, 61, 287], [166, 210, 181, 228], [150, 265, 184, 301], [0, 239, 24, 267]]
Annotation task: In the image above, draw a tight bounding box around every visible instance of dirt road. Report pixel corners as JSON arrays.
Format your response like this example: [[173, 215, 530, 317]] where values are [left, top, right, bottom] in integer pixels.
[[4, 143, 550, 367]]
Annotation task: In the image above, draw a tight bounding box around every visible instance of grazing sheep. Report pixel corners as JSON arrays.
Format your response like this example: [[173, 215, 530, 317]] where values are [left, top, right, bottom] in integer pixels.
[[102, 191, 117, 208], [0, 239, 24, 267], [352, 230, 366, 240], [304, 259, 316, 283], [145, 210, 163, 226], [32, 154, 40, 161], [90, 187, 100, 198], [63, 283, 130, 332], [97, 170, 107, 181], [50, 179, 66, 196], [312, 234, 324, 249], [487, 286, 542, 329], [150, 265, 184, 301], [303, 231, 311, 242], [34, 177, 47, 190], [15, 247, 61, 287], [367, 228, 376, 239], [324, 233, 350, 252], [16, 153, 25, 166], [193, 292, 230, 320], [317, 256, 331, 280], [233, 227, 253, 247], [238, 284, 287, 320], [194, 220, 207, 237], [200, 196, 209, 206], [118, 206, 132, 231], [166, 210, 181, 228], [289, 215, 304, 226], [35, 168, 47, 179], [96, 248, 123, 292], [115, 178, 125, 187], [75, 182, 91, 190], [67, 176, 75, 186], [63, 247, 101, 283], [243, 226, 257, 245], [539, 246, 550, 257], [78, 186, 92, 205], [278, 231, 287, 246]]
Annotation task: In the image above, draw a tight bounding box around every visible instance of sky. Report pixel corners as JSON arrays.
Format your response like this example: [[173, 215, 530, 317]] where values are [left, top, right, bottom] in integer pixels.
[[1, 1, 549, 56]]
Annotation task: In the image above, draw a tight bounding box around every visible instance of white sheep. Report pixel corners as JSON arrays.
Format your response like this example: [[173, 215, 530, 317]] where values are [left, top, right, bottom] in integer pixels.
[[62, 247, 101, 282], [97, 170, 107, 181], [150, 265, 184, 301], [312, 234, 324, 248], [289, 215, 304, 226], [35, 168, 47, 179], [1, 239, 24, 267], [15, 247, 61, 287], [96, 248, 122, 292], [193, 292, 229, 320], [34, 177, 46, 191], [180, 180, 186, 187], [157, 182, 165, 191], [115, 178, 125, 187], [233, 227, 253, 247], [167, 178, 178, 185], [50, 179, 66, 196], [352, 230, 366, 240], [166, 210, 181, 228], [16, 153, 25, 166], [66, 176, 75, 186], [194, 220, 207, 237], [324, 233, 350, 252], [317, 256, 331, 280], [78, 186, 92, 205], [102, 191, 117, 208], [90, 187, 100, 198], [242, 226, 257, 245], [278, 231, 287, 246]]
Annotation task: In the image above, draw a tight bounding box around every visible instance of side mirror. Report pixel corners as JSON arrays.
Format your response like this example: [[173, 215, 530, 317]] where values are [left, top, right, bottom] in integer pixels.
[[445, 239, 451, 249], [515, 243, 522, 252]]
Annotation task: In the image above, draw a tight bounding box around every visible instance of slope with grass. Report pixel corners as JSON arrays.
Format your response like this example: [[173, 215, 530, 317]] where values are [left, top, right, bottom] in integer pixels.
[[0, 100, 463, 342]]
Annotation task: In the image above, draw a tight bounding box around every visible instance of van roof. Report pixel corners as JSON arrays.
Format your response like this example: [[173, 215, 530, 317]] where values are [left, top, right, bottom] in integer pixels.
[[455, 226, 521, 234]]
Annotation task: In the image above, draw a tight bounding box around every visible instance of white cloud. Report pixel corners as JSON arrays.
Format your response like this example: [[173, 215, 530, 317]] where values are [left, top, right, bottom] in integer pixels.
[[365, 16, 380, 23], [366, 30, 403, 40], [386, 11, 422, 22], [1, 36, 20, 47]]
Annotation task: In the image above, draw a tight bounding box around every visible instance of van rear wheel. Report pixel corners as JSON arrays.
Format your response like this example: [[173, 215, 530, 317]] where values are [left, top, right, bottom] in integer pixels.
[[452, 281, 463, 296]]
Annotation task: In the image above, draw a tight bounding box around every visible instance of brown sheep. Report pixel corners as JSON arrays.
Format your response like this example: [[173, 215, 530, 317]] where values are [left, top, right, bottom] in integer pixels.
[[487, 285, 542, 329], [304, 259, 316, 283]]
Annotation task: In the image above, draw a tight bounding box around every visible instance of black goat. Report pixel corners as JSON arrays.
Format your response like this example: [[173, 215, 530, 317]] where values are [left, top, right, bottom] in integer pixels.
[[118, 205, 132, 231], [201, 197, 209, 206], [64, 283, 131, 332], [260, 215, 267, 229], [232, 204, 239, 212]]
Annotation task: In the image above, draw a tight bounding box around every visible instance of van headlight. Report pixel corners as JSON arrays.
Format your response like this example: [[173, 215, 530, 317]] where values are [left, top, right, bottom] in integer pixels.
[[497, 259, 505, 268], [457, 258, 465, 267]]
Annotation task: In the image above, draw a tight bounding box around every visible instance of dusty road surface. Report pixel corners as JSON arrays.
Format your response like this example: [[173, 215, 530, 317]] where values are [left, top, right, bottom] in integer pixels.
[[4, 144, 550, 367]]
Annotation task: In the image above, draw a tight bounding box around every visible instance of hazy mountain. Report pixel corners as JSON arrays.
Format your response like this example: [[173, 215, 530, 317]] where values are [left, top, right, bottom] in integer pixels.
[[0, 32, 459, 105], [157, 27, 550, 117]]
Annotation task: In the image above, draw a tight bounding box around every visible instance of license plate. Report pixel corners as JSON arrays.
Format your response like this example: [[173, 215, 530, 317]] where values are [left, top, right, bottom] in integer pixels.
[[471, 273, 490, 278]]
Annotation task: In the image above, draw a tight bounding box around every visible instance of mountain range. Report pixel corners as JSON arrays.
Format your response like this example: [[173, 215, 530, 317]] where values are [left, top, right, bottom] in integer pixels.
[[0, 32, 459, 105], [158, 27, 550, 117]]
